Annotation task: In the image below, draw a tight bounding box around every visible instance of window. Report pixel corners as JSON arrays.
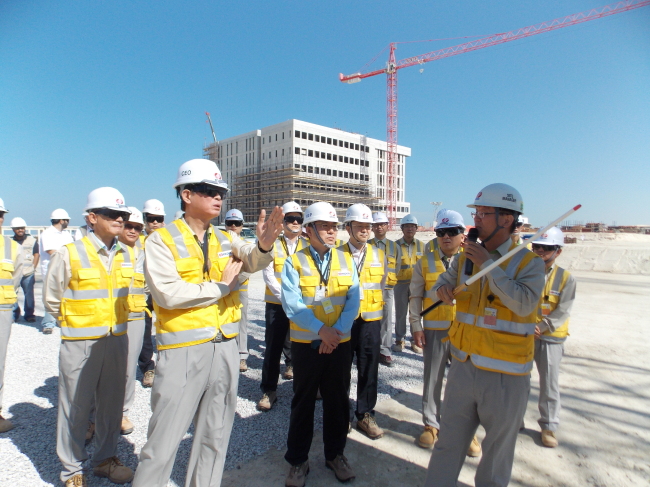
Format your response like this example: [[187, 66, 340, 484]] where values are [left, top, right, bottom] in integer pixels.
[[365, 160, 369, 167], [365, 146, 369, 152], [294, 147, 300, 155], [338, 171, 343, 177], [308, 133, 313, 141], [315, 151, 320, 158], [344, 142, 349, 148], [355, 144, 359, 150], [301, 148, 307, 155], [269, 152, 271, 158], [355, 159, 359, 165], [365, 175, 369, 181], [321, 152, 325, 158], [282, 149, 285, 156], [301, 165, 306, 172], [295, 130, 300, 138], [301, 132, 307, 139], [355, 173, 359, 180], [315, 135, 320, 142], [327, 153, 332, 160], [344, 172, 349, 178], [344, 157, 349, 163], [295, 164, 300, 169], [269, 136, 271, 143], [282, 133, 285, 139], [327, 169, 332, 175], [308, 166, 313, 173], [327, 138, 332, 144], [308, 150, 313, 157]]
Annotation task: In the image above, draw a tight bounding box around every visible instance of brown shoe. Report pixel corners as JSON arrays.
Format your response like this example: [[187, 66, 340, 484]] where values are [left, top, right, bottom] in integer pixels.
[[142, 369, 154, 388], [121, 416, 134, 435], [391, 340, 404, 353], [64, 474, 87, 486], [411, 343, 423, 354], [326, 454, 355, 482], [285, 461, 309, 487], [0, 414, 14, 433], [467, 435, 482, 457], [357, 412, 384, 440], [85, 421, 95, 445], [418, 425, 438, 449], [283, 365, 294, 380], [257, 391, 277, 411], [541, 429, 558, 448], [93, 456, 134, 484], [379, 354, 394, 367], [240, 359, 248, 372]]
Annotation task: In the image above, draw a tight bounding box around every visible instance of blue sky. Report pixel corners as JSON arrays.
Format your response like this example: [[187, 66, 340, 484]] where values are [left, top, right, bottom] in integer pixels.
[[1, 0, 648, 227]]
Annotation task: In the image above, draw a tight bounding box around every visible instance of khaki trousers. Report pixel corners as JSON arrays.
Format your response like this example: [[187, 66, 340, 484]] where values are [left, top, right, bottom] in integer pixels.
[[0, 310, 13, 408], [124, 318, 145, 414]]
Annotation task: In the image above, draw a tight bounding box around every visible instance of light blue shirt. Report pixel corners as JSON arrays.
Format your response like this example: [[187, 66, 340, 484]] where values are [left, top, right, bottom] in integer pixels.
[[88, 230, 122, 271], [281, 245, 360, 338]]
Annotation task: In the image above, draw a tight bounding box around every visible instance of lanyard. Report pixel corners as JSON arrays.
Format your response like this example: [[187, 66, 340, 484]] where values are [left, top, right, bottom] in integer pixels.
[[201, 230, 211, 277], [309, 249, 332, 288], [349, 242, 367, 275], [281, 236, 299, 256]]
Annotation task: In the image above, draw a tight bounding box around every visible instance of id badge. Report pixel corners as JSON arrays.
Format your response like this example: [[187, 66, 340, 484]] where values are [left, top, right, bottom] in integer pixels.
[[315, 285, 326, 302], [484, 307, 497, 327], [322, 298, 335, 315], [541, 303, 551, 316]]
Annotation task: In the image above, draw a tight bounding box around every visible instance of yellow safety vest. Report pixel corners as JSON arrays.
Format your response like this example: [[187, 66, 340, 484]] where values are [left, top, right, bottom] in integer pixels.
[[396, 238, 425, 282], [343, 243, 384, 322], [289, 247, 354, 343], [448, 243, 541, 375], [137, 234, 145, 248], [368, 238, 399, 288], [539, 266, 571, 342], [127, 245, 147, 320], [0, 236, 19, 308], [421, 240, 456, 330], [153, 220, 241, 350], [60, 238, 134, 340], [264, 235, 309, 304]]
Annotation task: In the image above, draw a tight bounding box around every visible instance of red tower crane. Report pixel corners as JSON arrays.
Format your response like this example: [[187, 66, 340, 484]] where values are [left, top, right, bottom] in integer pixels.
[[339, 0, 649, 228]]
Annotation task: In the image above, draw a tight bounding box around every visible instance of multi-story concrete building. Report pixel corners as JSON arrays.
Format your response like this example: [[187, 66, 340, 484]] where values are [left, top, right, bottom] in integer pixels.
[[203, 119, 411, 223]]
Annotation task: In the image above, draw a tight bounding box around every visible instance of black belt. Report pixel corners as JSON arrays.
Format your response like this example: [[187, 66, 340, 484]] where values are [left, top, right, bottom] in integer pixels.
[[211, 330, 234, 343]]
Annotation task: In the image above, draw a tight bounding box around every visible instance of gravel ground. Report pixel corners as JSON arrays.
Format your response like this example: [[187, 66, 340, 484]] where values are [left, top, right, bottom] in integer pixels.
[[0, 272, 425, 486]]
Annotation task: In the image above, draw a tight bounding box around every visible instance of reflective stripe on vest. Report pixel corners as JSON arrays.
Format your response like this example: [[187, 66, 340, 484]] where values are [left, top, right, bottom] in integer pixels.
[[540, 266, 570, 343], [128, 246, 147, 320], [369, 238, 398, 288], [0, 237, 19, 308], [153, 221, 241, 350], [421, 240, 455, 330], [264, 236, 308, 304], [60, 238, 133, 340], [289, 247, 354, 343], [347, 244, 384, 322], [396, 239, 424, 282]]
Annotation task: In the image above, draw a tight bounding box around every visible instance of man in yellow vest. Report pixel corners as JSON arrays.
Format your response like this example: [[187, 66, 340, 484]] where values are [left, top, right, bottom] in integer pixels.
[[394, 213, 425, 354], [132, 159, 283, 487], [258, 201, 308, 411], [44, 187, 136, 486], [369, 211, 400, 367], [0, 197, 24, 433], [425, 183, 545, 487], [343, 204, 387, 439], [282, 201, 360, 487], [531, 227, 576, 448]]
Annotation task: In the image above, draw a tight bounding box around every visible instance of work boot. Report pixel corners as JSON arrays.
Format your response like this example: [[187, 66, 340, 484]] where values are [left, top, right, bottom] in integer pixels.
[[42, 326, 53, 335], [326, 454, 355, 482], [121, 416, 134, 435], [64, 474, 87, 486], [257, 391, 277, 411], [379, 354, 394, 367], [357, 412, 384, 440], [285, 461, 309, 487], [0, 414, 14, 433], [85, 421, 95, 445], [467, 435, 482, 457], [93, 456, 134, 484], [240, 359, 248, 372], [283, 365, 294, 380], [411, 343, 423, 354], [142, 369, 154, 388], [541, 429, 558, 448], [391, 340, 404, 352], [26, 316, 36, 323], [418, 425, 438, 449]]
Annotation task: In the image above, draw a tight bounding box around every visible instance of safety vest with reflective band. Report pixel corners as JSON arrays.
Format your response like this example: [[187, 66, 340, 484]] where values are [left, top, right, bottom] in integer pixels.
[[264, 236, 309, 304], [0, 237, 19, 309], [368, 238, 398, 288], [343, 243, 384, 322], [16, 235, 36, 276], [448, 243, 541, 375], [396, 238, 425, 282], [127, 245, 147, 321], [289, 247, 354, 343], [60, 238, 134, 340], [539, 266, 571, 343], [153, 220, 241, 350], [421, 240, 457, 330], [137, 234, 145, 249]]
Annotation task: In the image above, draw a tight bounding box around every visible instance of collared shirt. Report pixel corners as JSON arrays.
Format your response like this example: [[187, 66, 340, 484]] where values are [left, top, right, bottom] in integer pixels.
[[537, 263, 577, 334], [263, 234, 302, 300], [88, 231, 122, 271], [396, 237, 420, 258], [281, 245, 360, 336], [39, 225, 73, 277], [347, 241, 387, 291]]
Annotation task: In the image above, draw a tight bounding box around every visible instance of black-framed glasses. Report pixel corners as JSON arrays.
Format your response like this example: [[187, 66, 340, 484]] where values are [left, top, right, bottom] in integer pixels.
[[225, 220, 243, 227], [284, 215, 304, 224], [435, 227, 463, 238], [145, 215, 164, 224], [471, 211, 497, 220], [188, 183, 227, 199], [92, 208, 131, 221], [532, 243, 558, 252], [125, 223, 144, 232]]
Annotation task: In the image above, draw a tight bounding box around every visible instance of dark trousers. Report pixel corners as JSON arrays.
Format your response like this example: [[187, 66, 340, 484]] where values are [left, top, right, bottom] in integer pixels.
[[261, 303, 292, 393], [138, 295, 155, 374], [285, 340, 352, 466], [350, 317, 381, 420]]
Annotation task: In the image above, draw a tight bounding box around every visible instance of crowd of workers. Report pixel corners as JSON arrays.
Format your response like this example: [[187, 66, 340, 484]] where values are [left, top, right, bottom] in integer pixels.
[[0, 158, 576, 487]]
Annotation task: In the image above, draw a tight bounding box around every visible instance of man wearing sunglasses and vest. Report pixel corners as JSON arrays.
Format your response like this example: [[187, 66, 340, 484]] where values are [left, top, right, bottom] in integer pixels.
[[44, 187, 136, 486], [258, 201, 307, 411], [282, 201, 360, 487], [132, 159, 283, 487], [424, 183, 545, 487], [531, 227, 576, 449]]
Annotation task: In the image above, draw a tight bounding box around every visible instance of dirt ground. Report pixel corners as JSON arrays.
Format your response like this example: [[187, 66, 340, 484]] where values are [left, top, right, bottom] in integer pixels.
[[222, 270, 650, 487]]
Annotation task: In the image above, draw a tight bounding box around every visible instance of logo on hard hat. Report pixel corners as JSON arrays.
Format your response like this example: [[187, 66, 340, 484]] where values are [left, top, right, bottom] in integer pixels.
[[215, 172, 221, 179], [362, 213, 369, 219], [542, 233, 548, 238], [442, 218, 449, 223], [116, 198, 124, 204], [502, 194, 517, 203], [476, 192, 482, 199], [329, 211, 336, 218]]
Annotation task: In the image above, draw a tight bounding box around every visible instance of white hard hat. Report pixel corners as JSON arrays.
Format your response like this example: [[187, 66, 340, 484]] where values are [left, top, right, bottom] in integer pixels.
[[126, 207, 144, 225], [304, 202, 339, 225], [82, 211, 89, 217], [174, 210, 184, 220], [10, 217, 27, 228], [372, 212, 389, 224], [84, 187, 130, 212], [0, 198, 7, 213], [51, 208, 71, 220], [344, 203, 373, 223], [401, 214, 418, 226], [532, 226, 564, 247], [282, 201, 303, 215], [468, 183, 524, 213], [142, 199, 166, 216], [435, 209, 465, 230], [225, 209, 244, 221], [173, 159, 228, 193]]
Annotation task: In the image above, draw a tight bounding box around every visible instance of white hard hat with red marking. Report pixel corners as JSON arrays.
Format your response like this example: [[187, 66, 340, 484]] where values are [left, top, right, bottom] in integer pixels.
[[468, 183, 523, 213], [142, 199, 166, 216], [344, 203, 373, 223], [126, 207, 144, 225], [372, 212, 388, 224], [51, 208, 71, 219], [173, 159, 228, 193], [282, 201, 303, 215], [225, 209, 244, 221], [84, 187, 130, 212], [400, 214, 418, 226], [435, 209, 465, 230], [304, 202, 338, 225], [532, 226, 564, 247]]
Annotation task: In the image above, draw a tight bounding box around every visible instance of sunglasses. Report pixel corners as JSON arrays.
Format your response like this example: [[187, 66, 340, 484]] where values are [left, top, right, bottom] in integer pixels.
[[0, 212, 5, 219], [435, 227, 463, 238], [225, 220, 243, 227], [145, 215, 164, 224], [189, 183, 227, 199], [532, 244, 558, 252], [125, 223, 143, 232], [93, 208, 131, 221], [284, 215, 304, 224]]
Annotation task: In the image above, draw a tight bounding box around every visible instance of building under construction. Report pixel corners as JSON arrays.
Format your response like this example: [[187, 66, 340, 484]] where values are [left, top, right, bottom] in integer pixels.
[[203, 119, 411, 223]]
